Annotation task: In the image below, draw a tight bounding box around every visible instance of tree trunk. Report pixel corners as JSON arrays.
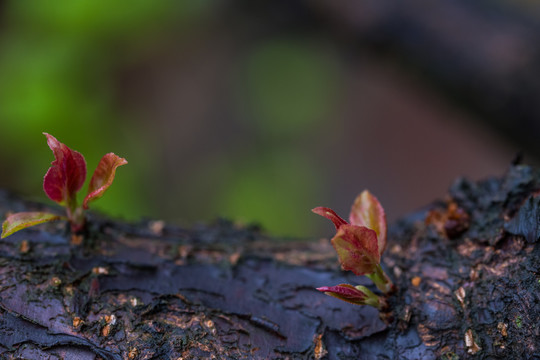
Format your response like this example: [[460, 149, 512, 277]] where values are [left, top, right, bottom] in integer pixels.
[[0, 165, 538, 359]]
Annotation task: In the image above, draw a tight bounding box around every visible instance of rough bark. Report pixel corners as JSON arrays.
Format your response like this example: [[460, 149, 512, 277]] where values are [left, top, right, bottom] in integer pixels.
[[0, 165, 539, 359]]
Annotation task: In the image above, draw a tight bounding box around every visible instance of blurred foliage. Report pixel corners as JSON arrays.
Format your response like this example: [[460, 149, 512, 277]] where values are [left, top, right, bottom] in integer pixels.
[[220, 38, 339, 235], [240, 38, 338, 135], [0, 1, 340, 237]]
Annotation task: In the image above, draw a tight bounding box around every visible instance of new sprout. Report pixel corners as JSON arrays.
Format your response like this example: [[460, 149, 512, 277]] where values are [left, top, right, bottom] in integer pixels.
[[1, 133, 127, 238], [313, 190, 394, 309]]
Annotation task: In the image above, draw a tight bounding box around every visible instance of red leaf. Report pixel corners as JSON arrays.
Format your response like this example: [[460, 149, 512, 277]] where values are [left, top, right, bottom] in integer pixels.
[[331, 224, 380, 275], [1, 212, 65, 238], [83, 153, 127, 209], [43, 133, 87, 205], [311, 207, 348, 230], [316, 284, 368, 305], [349, 190, 387, 255], [317, 284, 367, 303]]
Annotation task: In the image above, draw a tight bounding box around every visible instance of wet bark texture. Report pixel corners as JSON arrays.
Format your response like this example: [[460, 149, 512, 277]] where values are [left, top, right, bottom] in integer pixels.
[[0, 165, 539, 359]]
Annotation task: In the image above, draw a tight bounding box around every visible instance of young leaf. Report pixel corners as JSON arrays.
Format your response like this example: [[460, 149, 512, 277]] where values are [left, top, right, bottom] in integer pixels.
[[43, 133, 87, 205], [349, 190, 387, 255], [1, 212, 65, 238], [317, 284, 380, 307], [331, 224, 380, 276], [317, 284, 368, 305], [312, 207, 348, 230], [83, 153, 128, 209]]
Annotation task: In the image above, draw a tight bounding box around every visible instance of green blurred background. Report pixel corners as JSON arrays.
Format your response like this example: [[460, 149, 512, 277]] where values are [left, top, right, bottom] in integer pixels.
[[0, 1, 535, 237]]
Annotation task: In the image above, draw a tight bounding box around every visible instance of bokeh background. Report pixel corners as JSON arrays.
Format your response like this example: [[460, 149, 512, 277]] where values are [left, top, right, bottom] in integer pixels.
[[1, 1, 539, 237]]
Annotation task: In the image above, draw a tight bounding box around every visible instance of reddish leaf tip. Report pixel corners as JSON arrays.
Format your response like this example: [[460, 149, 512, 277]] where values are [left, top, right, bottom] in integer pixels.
[[316, 284, 372, 305], [316, 286, 331, 292], [83, 153, 127, 209], [312, 207, 348, 230]]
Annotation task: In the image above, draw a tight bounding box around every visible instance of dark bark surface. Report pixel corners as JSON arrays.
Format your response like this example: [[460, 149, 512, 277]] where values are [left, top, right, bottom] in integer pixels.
[[0, 165, 539, 359]]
